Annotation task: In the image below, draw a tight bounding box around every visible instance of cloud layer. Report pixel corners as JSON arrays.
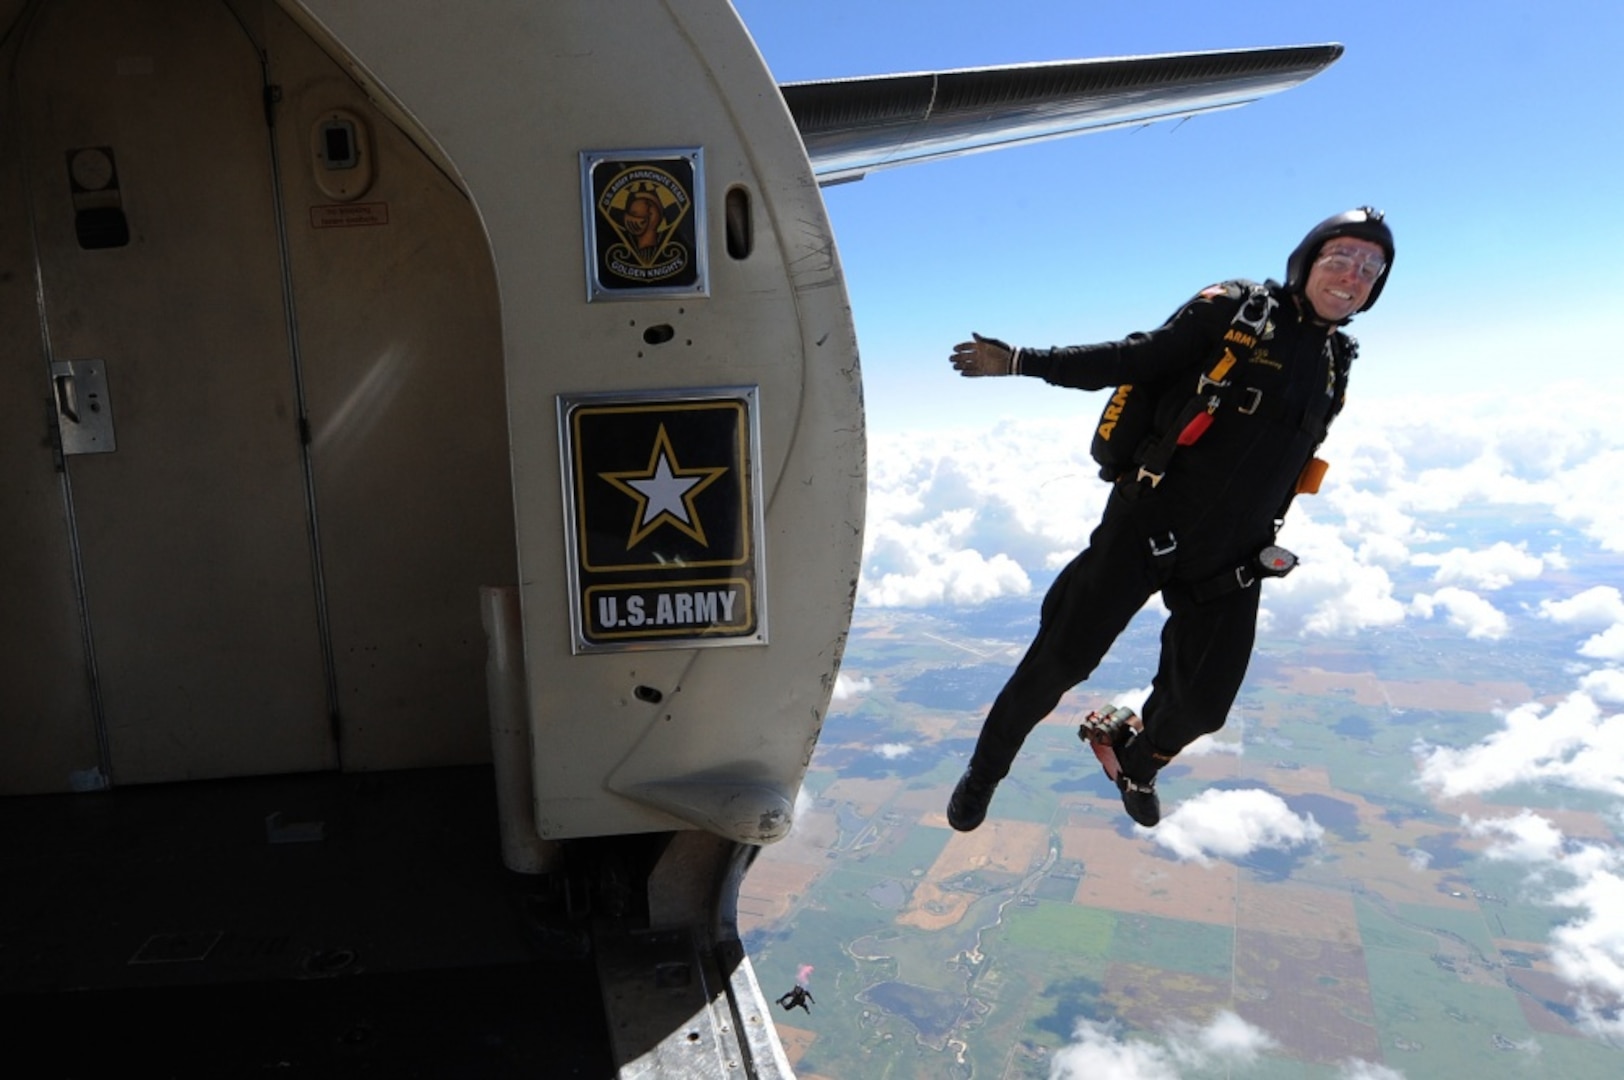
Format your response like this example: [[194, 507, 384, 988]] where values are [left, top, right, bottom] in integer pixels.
[[861, 384, 1624, 643], [1047, 1011, 1400, 1080], [1460, 810, 1624, 1042]]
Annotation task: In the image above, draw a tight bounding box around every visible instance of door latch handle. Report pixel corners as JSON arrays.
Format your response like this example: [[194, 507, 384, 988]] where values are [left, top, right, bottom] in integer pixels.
[[54, 373, 79, 424], [49, 359, 115, 454]]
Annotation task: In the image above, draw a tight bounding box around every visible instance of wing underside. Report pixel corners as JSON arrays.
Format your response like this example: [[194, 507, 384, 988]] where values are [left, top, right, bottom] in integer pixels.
[[782, 43, 1343, 184]]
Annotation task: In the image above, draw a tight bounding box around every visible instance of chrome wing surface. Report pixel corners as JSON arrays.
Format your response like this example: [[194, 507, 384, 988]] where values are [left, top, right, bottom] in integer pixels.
[[782, 43, 1343, 184]]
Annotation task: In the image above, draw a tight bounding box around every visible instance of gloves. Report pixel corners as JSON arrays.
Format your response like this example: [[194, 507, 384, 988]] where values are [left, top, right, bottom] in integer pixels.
[[950, 332, 1016, 377]]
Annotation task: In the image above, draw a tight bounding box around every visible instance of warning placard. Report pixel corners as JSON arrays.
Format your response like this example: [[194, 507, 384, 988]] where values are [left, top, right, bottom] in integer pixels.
[[309, 202, 389, 229]]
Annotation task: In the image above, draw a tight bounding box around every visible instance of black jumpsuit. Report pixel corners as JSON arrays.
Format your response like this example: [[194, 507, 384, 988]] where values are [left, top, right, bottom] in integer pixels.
[[966, 281, 1349, 785]]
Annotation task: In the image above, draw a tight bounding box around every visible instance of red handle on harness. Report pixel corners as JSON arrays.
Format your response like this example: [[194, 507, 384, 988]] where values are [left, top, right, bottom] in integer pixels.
[[1176, 411, 1213, 446]]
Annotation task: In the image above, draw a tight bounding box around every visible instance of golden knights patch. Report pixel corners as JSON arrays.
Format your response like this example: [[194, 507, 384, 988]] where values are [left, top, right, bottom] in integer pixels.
[[582, 149, 708, 300]]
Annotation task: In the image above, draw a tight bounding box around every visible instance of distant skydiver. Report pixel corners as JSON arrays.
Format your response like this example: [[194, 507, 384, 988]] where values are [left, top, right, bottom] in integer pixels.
[[944, 208, 1395, 832], [776, 984, 815, 1013]]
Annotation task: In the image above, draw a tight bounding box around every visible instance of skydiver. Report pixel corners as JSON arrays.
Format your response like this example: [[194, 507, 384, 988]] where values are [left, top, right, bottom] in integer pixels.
[[944, 208, 1395, 831], [776, 984, 814, 1013]]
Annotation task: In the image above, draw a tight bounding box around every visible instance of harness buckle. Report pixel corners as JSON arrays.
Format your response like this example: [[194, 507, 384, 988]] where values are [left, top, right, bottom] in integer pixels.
[[1135, 466, 1164, 489], [1237, 387, 1264, 415], [1148, 531, 1177, 557], [1234, 565, 1256, 590], [1232, 289, 1278, 337]]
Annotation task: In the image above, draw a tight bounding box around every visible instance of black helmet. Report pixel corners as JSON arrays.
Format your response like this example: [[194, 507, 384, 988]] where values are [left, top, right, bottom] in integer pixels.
[[1285, 206, 1395, 313]]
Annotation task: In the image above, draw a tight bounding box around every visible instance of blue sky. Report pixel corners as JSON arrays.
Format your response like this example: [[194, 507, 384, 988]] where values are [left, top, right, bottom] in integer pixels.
[[733, 0, 1624, 431]]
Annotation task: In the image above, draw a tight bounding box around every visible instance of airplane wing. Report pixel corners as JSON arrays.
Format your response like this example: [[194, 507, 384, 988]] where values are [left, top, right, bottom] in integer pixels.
[[781, 43, 1343, 184]]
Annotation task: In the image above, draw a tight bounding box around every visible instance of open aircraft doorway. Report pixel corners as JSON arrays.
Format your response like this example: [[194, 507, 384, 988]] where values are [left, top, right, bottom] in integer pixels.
[[0, 1, 1339, 1074]]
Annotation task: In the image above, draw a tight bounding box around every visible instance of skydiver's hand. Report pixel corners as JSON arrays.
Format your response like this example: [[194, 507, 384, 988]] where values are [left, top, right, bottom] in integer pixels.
[[950, 333, 1015, 377]]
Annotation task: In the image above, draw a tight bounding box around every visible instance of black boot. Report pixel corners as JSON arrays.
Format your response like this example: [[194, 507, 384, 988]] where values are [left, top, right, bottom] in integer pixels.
[[1114, 772, 1161, 827], [1114, 731, 1164, 827], [946, 767, 998, 832]]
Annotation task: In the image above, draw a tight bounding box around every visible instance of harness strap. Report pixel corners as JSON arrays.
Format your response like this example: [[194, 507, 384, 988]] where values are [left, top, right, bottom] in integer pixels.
[[1274, 333, 1356, 523], [1190, 563, 1259, 604], [1190, 545, 1298, 604], [1132, 285, 1276, 488]]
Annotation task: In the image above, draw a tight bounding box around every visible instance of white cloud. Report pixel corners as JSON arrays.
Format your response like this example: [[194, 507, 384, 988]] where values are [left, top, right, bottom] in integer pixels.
[[1411, 541, 1547, 590], [1181, 730, 1244, 758], [1318, 485, 1427, 560], [1102, 685, 1152, 714], [1328, 387, 1624, 554], [1409, 587, 1509, 640], [1416, 690, 1624, 799], [1151, 789, 1324, 866], [1554, 448, 1624, 553], [874, 742, 912, 760], [1581, 668, 1624, 704], [1541, 586, 1624, 627], [1549, 865, 1624, 1042], [1049, 1020, 1180, 1080], [862, 513, 1032, 607], [1540, 587, 1624, 659], [1425, 651, 1624, 1042], [858, 424, 1110, 607], [831, 672, 872, 702], [1580, 626, 1624, 663], [1338, 1061, 1409, 1080], [1460, 812, 1624, 1044], [1256, 510, 1407, 637], [1464, 809, 1566, 864], [1176, 1009, 1274, 1061], [1049, 1012, 1273, 1080]]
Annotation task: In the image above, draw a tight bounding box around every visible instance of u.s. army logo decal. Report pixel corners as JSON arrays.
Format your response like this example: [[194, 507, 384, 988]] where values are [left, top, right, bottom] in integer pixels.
[[581, 148, 707, 301], [558, 387, 766, 652]]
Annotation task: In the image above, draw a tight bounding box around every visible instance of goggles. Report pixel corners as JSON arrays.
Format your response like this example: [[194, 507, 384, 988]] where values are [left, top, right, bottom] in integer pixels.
[[1316, 246, 1387, 283]]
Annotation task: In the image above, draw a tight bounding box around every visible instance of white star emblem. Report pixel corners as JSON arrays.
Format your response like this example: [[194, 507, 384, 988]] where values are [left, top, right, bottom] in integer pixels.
[[600, 424, 727, 549]]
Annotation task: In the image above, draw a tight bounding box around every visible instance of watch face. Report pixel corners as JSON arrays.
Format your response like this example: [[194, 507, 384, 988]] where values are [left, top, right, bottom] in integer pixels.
[[70, 147, 116, 192]]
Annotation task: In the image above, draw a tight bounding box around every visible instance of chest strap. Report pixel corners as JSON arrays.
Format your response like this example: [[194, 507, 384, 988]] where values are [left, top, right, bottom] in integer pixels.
[[1133, 285, 1277, 489]]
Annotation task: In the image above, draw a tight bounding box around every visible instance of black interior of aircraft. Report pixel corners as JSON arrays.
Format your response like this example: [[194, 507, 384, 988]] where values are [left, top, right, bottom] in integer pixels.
[[0, 766, 623, 1076]]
